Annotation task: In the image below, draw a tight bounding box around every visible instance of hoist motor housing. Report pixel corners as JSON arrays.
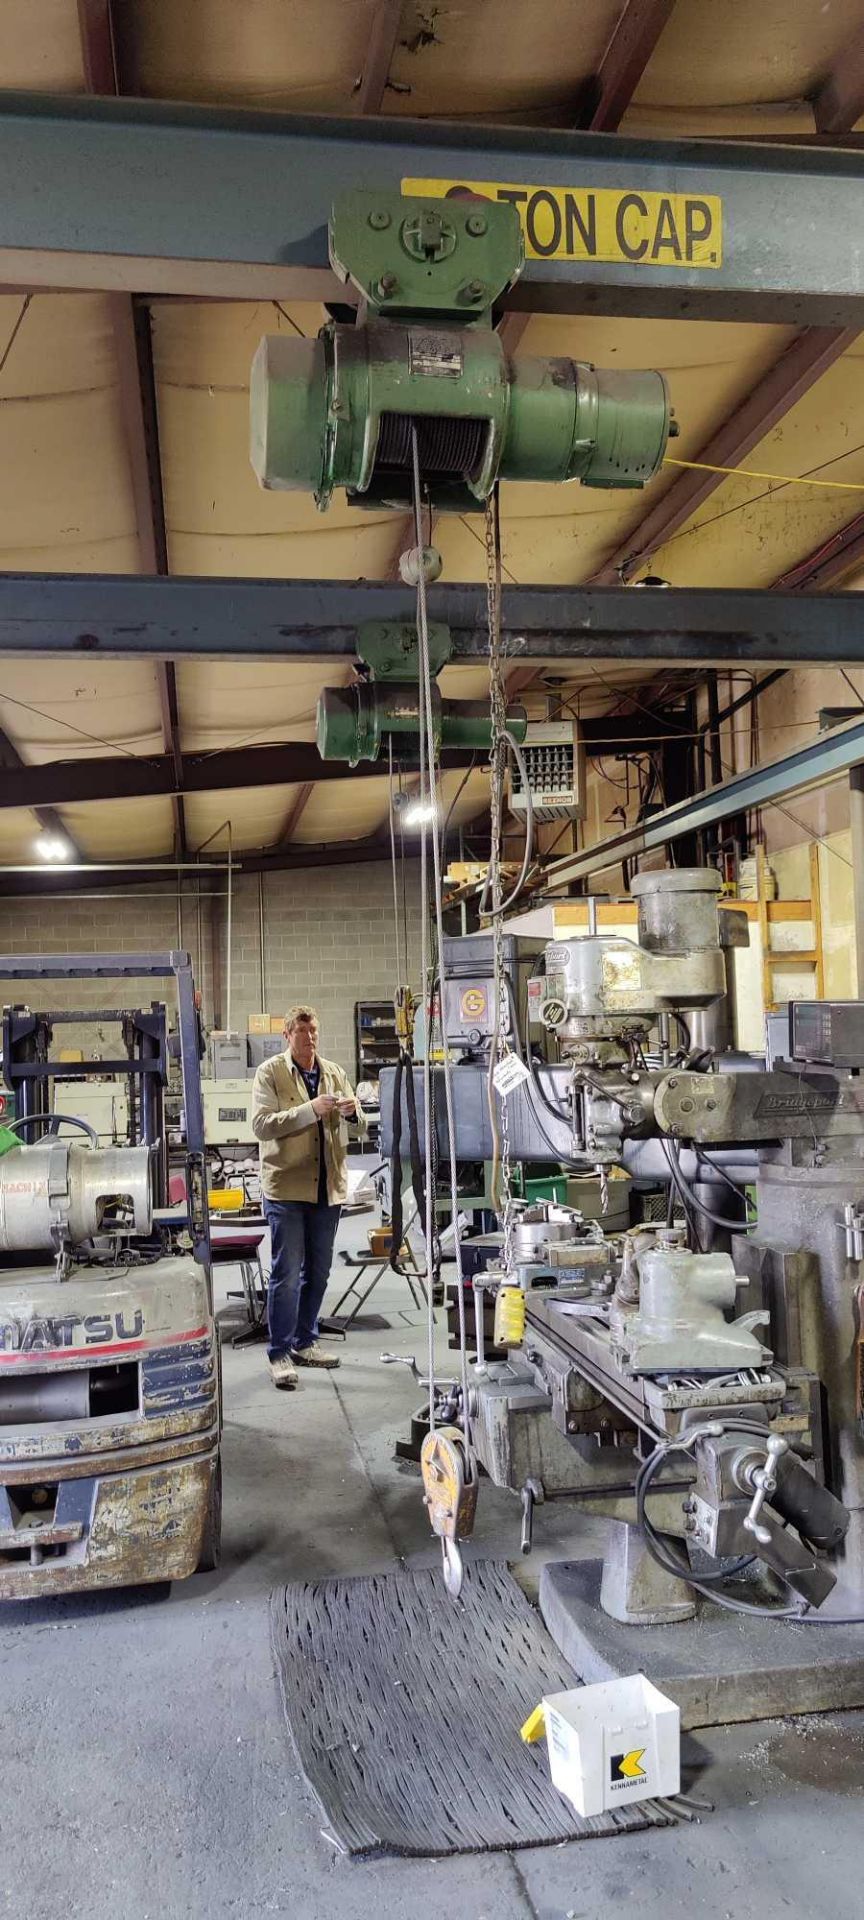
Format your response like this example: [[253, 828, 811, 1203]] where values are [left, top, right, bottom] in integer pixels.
[[250, 191, 673, 513], [316, 620, 527, 765]]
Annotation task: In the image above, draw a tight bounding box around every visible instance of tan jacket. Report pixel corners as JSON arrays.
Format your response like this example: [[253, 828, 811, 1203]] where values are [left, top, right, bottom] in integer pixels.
[[251, 1050, 357, 1205]]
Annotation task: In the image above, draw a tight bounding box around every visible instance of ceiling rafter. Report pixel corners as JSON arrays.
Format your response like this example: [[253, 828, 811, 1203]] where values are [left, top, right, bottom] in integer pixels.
[[275, 781, 316, 844], [0, 726, 73, 852], [76, 0, 187, 857], [812, 17, 864, 135], [577, 0, 675, 131], [590, 325, 858, 585], [0, 715, 686, 816], [355, 0, 404, 115], [773, 512, 864, 593]]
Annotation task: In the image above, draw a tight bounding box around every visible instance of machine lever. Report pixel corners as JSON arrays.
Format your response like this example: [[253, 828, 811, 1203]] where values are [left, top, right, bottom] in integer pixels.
[[380, 1352, 424, 1384], [520, 1477, 544, 1555], [379, 1352, 458, 1393], [742, 1433, 788, 1547]]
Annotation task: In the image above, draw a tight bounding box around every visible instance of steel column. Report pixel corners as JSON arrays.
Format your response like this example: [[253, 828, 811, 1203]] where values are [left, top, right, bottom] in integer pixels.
[[3, 94, 864, 321]]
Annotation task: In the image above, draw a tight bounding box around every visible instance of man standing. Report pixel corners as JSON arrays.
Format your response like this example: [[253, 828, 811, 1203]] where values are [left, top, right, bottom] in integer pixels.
[[252, 1005, 358, 1390]]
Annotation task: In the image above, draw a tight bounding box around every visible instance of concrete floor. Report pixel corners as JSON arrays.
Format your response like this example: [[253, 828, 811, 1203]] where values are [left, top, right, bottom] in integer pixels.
[[4, 1208, 864, 1919]]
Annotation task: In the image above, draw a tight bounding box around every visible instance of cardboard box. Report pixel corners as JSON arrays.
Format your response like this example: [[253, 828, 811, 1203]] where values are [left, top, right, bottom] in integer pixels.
[[270, 1016, 286, 1034], [247, 1013, 271, 1034], [541, 1675, 679, 1818]]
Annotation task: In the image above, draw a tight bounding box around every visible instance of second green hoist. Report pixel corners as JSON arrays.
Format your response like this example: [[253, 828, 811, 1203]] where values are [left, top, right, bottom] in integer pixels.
[[250, 189, 674, 514]]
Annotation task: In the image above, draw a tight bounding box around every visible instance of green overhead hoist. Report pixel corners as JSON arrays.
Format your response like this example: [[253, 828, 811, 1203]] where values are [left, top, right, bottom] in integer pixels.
[[250, 189, 674, 514]]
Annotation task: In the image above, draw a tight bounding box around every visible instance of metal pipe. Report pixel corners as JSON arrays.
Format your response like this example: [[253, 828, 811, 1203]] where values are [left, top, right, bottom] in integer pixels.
[[258, 869, 266, 1011], [226, 822, 233, 1036], [196, 872, 204, 1017], [0, 860, 235, 872], [706, 671, 723, 787], [850, 764, 864, 995], [698, 669, 786, 734]]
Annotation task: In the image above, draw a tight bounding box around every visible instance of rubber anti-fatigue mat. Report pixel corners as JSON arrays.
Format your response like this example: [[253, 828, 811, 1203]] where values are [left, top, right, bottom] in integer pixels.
[[270, 1559, 677, 1856]]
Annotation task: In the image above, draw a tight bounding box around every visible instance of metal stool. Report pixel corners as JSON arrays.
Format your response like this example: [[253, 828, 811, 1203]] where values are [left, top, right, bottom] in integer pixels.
[[213, 1232, 268, 1347], [325, 1202, 431, 1332]]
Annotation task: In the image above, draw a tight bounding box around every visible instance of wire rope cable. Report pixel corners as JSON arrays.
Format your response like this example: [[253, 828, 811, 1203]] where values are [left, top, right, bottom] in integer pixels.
[[410, 429, 471, 1447], [387, 735, 406, 988]]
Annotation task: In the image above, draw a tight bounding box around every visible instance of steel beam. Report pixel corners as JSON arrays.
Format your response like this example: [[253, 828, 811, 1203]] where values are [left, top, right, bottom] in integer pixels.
[[2, 574, 864, 667], [592, 325, 858, 584], [577, 0, 675, 132], [4, 93, 864, 321], [0, 715, 684, 814], [541, 709, 864, 889]]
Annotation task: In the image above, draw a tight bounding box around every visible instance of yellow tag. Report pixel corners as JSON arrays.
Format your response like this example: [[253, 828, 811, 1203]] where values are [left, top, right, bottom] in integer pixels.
[[402, 178, 722, 269], [520, 1703, 547, 1745]]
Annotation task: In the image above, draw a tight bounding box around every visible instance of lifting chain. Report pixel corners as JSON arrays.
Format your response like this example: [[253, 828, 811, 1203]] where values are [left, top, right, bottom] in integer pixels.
[[484, 493, 516, 1280]]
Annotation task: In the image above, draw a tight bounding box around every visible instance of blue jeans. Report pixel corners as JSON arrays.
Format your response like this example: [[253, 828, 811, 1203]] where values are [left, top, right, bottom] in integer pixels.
[[264, 1200, 341, 1360]]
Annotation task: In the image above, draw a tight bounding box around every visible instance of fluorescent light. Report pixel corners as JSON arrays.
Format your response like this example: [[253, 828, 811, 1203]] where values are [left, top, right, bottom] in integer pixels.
[[35, 833, 72, 862], [402, 800, 436, 827]]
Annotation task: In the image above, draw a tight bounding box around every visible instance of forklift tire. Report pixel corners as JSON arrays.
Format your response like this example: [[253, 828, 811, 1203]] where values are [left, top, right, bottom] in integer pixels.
[[197, 1456, 223, 1573]]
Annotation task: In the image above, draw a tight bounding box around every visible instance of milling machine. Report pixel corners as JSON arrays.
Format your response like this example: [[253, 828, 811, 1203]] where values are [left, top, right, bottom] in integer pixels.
[[382, 871, 864, 1723], [0, 953, 220, 1600]]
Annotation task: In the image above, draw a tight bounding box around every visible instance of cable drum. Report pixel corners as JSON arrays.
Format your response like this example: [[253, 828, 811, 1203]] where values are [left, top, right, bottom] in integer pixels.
[[375, 412, 487, 482]]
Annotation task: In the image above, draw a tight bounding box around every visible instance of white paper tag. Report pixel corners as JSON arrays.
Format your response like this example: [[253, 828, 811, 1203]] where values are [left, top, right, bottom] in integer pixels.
[[492, 1051, 531, 1098]]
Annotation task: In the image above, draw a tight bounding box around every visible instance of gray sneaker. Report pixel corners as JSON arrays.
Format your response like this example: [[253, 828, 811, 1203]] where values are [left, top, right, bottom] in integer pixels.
[[291, 1343, 340, 1370], [269, 1354, 298, 1390]]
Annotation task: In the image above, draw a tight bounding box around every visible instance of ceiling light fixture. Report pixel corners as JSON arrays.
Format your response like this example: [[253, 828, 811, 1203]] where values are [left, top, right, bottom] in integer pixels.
[[401, 800, 436, 828], [35, 832, 72, 862]]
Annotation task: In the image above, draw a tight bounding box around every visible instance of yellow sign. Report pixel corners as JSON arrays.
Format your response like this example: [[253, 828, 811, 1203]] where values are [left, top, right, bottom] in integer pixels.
[[402, 178, 722, 269]]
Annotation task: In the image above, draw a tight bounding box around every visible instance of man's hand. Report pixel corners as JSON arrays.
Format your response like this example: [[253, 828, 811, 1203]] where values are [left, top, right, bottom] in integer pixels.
[[311, 1093, 341, 1118], [337, 1097, 357, 1117]]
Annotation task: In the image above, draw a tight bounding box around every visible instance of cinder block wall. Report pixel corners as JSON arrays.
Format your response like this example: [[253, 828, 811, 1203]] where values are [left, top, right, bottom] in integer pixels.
[[0, 861, 422, 1077], [218, 864, 422, 1073]]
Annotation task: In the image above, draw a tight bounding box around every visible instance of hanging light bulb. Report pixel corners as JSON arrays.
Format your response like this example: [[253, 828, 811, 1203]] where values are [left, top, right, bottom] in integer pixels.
[[35, 832, 72, 862]]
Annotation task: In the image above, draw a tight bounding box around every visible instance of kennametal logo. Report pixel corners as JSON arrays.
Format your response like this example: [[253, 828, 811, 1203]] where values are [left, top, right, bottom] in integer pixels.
[[0, 1311, 144, 1354]]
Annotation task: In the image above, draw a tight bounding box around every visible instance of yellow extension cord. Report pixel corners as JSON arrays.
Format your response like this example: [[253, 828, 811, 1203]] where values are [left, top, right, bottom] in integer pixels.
[[664, 456, 864, 493]]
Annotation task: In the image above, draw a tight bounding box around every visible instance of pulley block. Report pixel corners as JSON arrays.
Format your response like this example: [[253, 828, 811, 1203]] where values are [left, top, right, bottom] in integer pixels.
[[420, 1423, 479, 1598]]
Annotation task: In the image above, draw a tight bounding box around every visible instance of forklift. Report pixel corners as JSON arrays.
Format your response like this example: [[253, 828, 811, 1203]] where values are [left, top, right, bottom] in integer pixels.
[[0, 951, 221, 1599]]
